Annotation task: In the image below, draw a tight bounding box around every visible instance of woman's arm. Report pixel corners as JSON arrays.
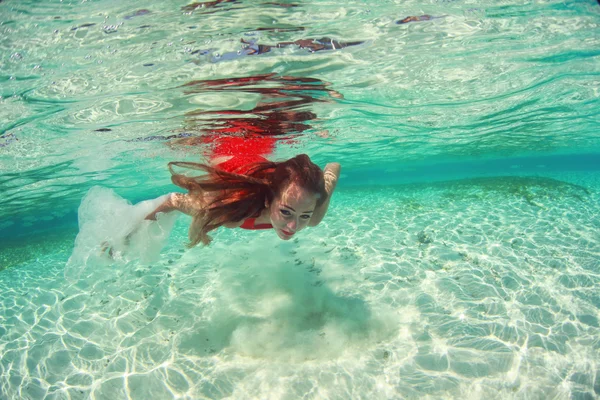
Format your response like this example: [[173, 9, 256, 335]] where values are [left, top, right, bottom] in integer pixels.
[[145, 192, 199, 220], [309, 162, 341, 227], [146, 190, 243, 228]]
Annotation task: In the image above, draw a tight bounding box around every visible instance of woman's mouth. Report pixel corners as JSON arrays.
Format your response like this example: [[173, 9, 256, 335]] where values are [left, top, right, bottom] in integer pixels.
[[281, 230, 294, 237]]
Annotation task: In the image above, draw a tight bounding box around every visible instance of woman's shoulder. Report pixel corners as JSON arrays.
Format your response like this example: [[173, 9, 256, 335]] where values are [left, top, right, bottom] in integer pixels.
[[223, 219, 244, 228], [224, 209, 271, 230]]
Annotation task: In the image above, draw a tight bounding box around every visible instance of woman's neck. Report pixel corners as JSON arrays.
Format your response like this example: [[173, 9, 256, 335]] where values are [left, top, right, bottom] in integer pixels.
[[253, 208, 271, 224]]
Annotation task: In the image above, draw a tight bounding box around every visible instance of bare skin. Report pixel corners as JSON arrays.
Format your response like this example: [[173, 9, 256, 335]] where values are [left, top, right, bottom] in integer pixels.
[[144, 162, 341, 239]]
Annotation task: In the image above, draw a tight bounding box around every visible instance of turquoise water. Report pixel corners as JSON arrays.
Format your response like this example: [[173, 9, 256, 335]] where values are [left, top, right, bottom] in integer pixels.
[[1, 0, 600, 399]]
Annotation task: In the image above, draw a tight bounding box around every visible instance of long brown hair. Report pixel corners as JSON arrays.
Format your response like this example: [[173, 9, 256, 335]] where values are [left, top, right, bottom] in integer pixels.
[[169, 154, 326, 246]]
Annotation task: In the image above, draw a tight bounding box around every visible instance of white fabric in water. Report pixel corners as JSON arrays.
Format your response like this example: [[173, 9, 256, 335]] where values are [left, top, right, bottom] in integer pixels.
[[65, 186, 178, 282]]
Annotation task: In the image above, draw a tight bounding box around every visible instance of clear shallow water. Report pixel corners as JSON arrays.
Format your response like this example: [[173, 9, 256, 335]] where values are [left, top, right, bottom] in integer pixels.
[[1, 173, 600, 399], [1, 0, 600, 399]]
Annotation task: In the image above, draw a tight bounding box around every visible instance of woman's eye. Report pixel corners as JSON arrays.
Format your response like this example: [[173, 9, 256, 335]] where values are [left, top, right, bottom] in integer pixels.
[[300, 215, 311, 220], [280, 209, 291, 216]]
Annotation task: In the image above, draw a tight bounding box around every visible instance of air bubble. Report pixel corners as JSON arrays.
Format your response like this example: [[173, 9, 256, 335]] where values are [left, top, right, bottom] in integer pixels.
[[54, 29, 59, 34], [97, 60, 103, 64], [214, 52, 220, 58]]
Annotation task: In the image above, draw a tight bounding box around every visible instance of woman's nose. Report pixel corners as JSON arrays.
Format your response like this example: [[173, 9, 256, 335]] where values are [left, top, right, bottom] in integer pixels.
[[287, 219, 297, 231]]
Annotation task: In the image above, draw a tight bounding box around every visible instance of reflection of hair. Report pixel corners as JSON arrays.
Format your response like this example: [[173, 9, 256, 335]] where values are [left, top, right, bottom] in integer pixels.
[[169, 154, 326, 246]]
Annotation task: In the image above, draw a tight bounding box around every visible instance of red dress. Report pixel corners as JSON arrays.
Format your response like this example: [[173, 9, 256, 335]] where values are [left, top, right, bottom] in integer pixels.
[[216, 155, 273, 230]]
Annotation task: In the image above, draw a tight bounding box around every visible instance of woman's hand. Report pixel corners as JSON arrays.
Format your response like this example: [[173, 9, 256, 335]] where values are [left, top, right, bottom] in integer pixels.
[[323, 162, 341, 195], [309, 162, 341, 227]]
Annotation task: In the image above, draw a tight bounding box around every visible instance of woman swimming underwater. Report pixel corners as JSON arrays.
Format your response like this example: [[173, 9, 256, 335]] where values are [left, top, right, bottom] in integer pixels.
[[145, 154, 340, 246]]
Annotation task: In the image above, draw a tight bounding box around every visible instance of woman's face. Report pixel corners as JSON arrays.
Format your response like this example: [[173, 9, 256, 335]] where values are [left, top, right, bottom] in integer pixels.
[[269, 182, 318, 240]]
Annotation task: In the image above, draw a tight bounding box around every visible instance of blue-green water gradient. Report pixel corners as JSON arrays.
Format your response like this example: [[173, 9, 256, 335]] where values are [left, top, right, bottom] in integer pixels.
[[1, 0, 600, 398]]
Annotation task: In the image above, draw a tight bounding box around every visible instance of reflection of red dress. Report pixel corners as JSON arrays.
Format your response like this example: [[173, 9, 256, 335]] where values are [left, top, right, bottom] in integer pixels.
[[201, 119, 296, 162], [207, 135, 278, 160], [216, 155, 274, 231], [202, 118, 294, 160], [215, 154, 268, 174]]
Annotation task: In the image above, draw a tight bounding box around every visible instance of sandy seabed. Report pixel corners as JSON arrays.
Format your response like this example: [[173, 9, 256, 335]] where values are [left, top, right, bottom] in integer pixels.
[[1, 173, 599, 400]]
